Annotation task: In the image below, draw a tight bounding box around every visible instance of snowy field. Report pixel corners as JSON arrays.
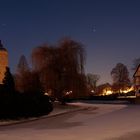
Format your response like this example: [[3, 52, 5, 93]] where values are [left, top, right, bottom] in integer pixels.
[[0, 102, 140, 140]]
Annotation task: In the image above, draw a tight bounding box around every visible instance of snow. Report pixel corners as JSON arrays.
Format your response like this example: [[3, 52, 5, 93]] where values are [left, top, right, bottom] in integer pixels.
[[0, 102, 140, 140]]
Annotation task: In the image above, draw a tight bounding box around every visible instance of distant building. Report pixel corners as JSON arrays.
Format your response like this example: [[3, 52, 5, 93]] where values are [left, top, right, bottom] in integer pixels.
[[133, 64, 140, 91], [95, 83, 112, 95], [0, 40, 8, 84]]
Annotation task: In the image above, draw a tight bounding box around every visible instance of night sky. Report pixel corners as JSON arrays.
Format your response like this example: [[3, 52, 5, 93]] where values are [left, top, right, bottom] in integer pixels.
[[0, 0, 140, 84]]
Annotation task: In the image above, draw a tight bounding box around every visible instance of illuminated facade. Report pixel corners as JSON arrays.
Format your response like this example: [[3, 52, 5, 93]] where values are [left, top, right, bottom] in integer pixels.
[[133, 64, 140, 91], [0, 40, 8, 84]]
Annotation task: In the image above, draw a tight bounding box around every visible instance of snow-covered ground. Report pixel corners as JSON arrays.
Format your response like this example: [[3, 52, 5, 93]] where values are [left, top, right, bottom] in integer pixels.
[[0, 102, 140, 140]]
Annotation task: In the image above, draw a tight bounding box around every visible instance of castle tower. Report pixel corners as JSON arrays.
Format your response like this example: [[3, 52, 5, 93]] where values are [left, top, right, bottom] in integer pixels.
[[0, 40, 8, 84]]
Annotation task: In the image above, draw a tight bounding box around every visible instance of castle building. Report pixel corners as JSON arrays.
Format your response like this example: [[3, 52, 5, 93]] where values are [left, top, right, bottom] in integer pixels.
[[0, 40, 8, 84]]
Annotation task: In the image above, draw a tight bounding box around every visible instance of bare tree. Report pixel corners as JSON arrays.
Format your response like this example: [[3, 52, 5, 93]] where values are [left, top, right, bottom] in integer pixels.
[[86, 73, 100, 91], [111, 63, 130, 93], [58, 38, 86, 99], [31, 38, 87, 103], [58, 38, 86, 74]]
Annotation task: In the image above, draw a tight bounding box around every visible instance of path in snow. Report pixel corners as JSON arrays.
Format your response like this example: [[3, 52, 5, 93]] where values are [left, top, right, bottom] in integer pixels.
[[0, 103, 139, 140]]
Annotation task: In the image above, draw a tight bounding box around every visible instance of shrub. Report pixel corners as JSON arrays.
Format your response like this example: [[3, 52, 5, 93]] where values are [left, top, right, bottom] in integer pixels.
[[0, 93, 53, 119]]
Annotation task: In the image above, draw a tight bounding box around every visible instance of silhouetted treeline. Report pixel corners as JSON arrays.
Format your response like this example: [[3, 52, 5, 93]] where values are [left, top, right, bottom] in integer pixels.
[[14, 38, 87, 104], [0, 38, 88, 120], [0, 67, 53, 119]]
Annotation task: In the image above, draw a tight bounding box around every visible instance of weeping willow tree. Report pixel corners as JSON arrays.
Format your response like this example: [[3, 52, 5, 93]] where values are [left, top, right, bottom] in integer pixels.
[[32, 38, 87, 102], [57, 39, 87, 99]]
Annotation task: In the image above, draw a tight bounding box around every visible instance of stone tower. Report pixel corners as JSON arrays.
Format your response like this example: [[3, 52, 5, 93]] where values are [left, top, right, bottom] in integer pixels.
[[0, 40, 8, 84]]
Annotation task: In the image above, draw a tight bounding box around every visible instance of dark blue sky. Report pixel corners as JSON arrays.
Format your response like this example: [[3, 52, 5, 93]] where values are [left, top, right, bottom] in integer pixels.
[[0, 0, 140, 84]]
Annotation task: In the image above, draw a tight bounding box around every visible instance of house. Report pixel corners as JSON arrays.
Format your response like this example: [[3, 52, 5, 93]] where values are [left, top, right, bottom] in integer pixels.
[[0, 40, 8, 84], [95, 83, 112, 95], [133, 64, 140, 91]]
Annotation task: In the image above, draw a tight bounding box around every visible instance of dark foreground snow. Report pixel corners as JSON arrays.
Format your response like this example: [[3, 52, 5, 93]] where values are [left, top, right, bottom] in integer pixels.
[[0, 103, 139, 140]]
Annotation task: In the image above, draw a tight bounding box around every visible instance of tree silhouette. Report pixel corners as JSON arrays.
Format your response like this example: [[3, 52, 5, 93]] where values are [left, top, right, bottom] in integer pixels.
[[15, 55, 31, 93], [32, 38, 87, 102], [111, 63, 130, 93], [17, 55, 30, 73], [87, 73, 100, 91], [15, 55, 43, 94], [3, 67, 15, 94]]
